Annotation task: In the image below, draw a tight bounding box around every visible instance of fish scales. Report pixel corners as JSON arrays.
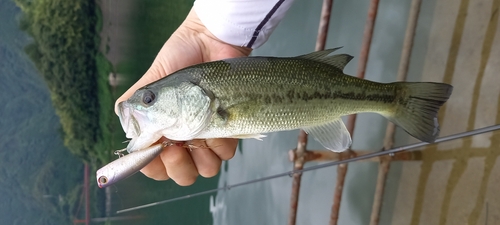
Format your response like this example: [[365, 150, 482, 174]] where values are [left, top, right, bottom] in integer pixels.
[[184, 58, 399, 136], [118, 48, 453, 153]]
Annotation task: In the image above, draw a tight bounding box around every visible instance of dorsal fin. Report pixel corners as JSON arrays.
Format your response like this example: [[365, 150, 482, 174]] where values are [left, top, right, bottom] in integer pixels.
[[297, 47, 354, 71], [296, 47, 343, 60], [320, 54, 354, 70]]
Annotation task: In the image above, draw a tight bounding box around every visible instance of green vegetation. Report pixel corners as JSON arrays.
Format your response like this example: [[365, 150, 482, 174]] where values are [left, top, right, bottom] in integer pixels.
[[4, 0, 220, 223], [32, 161, 83, 222], [1, 0, 85, 224], [6, 0, 117, 221], [13, 0, 195, 165], [94, 52, 115, 163], [92, 52, 116, 219], [14, 0, 106, 163]]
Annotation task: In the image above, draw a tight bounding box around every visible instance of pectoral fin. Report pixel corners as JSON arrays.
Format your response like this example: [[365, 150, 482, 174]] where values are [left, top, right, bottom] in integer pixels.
[[303, 119, 352, 152]]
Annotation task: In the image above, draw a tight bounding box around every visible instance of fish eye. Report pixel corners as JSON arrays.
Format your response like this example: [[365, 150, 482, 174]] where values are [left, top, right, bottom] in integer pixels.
[[142, 90, 156, 106], [98, 176, 108, 184]]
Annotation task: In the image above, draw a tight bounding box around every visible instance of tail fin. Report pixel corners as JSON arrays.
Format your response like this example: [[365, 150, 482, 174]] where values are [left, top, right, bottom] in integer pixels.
[[389, 82, 453, 143]]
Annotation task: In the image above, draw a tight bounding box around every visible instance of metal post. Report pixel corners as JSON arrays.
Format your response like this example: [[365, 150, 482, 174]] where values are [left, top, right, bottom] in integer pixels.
[[84, 164, 90, 225], [288, 0, 334, 224], [288, 131, 308, 225], [288, 149, 420, 163], [330, 1, 380, 224], [369, 0, 422, 224]]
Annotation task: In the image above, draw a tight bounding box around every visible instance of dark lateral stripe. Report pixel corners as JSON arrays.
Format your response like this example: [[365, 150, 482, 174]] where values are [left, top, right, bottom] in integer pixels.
[[254, 91, 396, 104], [246, 0, 286, 48]]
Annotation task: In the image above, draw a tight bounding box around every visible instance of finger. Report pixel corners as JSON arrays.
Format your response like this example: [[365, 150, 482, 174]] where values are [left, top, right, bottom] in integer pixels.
[[188, 140, 222, 178], [140, 155, 170, 181], [206, 138, 238, 160], [160, 145, 199, 186]]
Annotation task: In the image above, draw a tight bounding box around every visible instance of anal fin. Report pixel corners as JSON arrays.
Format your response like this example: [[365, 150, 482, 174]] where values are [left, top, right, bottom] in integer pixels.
[[303, 119, 352, 152]]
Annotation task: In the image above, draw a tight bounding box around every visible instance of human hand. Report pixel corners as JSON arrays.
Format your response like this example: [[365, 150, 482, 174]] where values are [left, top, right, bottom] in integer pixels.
[[115, 9, 252, 186]]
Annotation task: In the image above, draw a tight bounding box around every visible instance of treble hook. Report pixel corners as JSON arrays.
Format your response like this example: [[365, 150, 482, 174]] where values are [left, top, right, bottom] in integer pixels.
[[113, 148, 127, 158]]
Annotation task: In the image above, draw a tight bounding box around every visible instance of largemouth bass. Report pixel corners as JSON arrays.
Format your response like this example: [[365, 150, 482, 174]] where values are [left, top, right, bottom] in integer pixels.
[[118, 47, 453, 153]]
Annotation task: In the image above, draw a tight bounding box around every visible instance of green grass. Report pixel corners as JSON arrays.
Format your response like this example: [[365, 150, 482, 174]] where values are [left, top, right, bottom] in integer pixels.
[[92, 7, 121, 219], [95, 52, 115, 164], [95, 5, 103, 35], [91, 55, 131, 219], [93, 0, 117, 165], [92, 53, 113, 218]]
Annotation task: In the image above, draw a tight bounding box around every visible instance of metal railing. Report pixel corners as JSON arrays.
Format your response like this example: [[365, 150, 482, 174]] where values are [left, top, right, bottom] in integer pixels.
[[114, 2, 500, 225]]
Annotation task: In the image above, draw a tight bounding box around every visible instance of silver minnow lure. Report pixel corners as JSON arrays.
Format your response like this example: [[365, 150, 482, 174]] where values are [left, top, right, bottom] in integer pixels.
[[96, 143, 164, 188]]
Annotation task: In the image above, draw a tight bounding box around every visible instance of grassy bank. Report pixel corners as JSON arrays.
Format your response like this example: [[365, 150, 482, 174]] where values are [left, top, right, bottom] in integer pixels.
[[14, 0, 118, 165], [95, 52, 114, 163], [13, 0, 221, 222], [13, 0, 118, 220], [14, 0, 108, 164]]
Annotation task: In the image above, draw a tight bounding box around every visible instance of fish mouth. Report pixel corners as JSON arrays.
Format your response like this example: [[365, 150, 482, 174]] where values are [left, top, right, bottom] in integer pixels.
[[118, 101, 141, 139], [117, 101, 158, 153]]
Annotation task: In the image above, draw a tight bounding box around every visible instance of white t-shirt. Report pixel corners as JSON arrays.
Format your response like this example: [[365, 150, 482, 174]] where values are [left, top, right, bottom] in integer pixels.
[[193, 0, 295, 49]]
